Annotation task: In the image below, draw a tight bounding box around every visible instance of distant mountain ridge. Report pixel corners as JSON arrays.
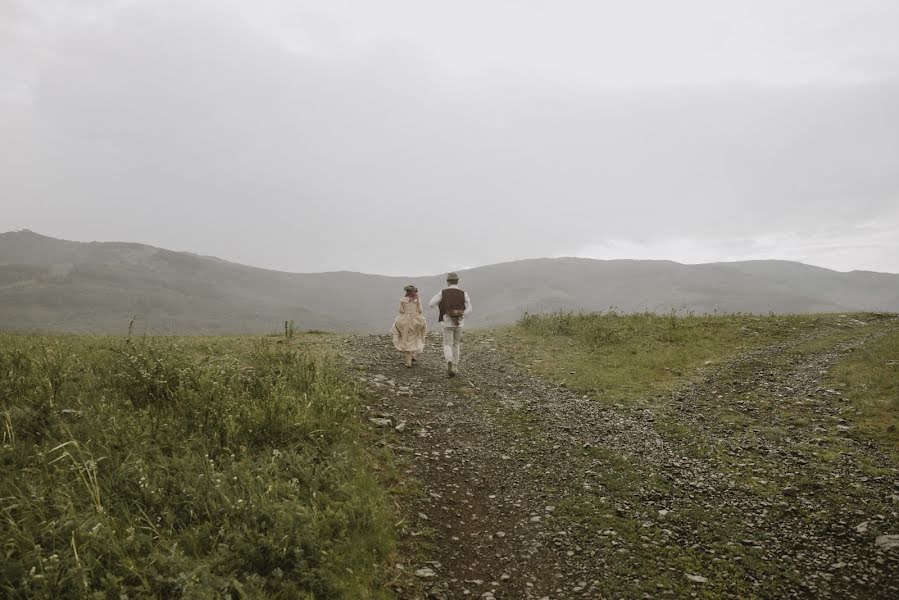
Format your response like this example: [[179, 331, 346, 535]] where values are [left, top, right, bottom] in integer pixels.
[[1, 230, 897, 334]]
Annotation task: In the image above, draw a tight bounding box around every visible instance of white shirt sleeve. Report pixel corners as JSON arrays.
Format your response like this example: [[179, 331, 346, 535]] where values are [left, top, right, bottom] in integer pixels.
[[429, 291, 442, 308], [463, 292, 472, 316]]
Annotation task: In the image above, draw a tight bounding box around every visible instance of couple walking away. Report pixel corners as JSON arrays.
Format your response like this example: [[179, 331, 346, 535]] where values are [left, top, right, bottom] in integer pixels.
[[391, 272, 473, 377]]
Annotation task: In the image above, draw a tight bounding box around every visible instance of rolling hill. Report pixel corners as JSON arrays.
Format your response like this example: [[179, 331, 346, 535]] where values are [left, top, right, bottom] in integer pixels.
[[1, 230, 897, 334]]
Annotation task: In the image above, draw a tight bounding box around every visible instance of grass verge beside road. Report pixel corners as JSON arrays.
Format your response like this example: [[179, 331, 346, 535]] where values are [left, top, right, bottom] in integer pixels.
[[498, 311, 891, 405], [824, 328, 899, 457], [496, 311, 898, 597], [0, 333, 395, 599]]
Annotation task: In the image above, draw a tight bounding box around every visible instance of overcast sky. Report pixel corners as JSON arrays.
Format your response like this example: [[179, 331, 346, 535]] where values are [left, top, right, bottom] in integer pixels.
[[2, 0, 898, 275]]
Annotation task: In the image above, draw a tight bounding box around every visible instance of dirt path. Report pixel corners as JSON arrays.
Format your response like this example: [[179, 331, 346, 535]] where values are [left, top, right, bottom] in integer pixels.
[[342, 326, 899, 599]]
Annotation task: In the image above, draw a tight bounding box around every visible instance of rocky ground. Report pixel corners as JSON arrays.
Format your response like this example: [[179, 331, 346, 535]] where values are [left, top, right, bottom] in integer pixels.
[[341, 325, 899, 599]]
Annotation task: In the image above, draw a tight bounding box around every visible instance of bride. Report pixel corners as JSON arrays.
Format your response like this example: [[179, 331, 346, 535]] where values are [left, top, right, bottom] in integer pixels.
[[392, 285, 427, 367]]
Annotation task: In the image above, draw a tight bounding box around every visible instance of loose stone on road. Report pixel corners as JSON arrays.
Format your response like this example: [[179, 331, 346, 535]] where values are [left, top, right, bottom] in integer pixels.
[[343, 326, 899, 599]]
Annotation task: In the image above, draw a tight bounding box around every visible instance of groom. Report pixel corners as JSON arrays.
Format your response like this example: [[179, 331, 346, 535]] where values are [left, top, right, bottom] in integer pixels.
[[429, 272, 473, 377]]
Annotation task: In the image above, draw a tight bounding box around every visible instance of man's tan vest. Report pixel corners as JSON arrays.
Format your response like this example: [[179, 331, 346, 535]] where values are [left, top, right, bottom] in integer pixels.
[[438, 288, 466, 322]]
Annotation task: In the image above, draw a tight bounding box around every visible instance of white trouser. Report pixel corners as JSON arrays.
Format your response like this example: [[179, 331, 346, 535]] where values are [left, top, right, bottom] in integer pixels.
[[441, 327, 462, 364]]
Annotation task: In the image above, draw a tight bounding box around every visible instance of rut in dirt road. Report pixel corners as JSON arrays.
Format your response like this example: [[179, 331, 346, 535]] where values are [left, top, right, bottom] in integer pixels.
[[342, 327, 899, 599]]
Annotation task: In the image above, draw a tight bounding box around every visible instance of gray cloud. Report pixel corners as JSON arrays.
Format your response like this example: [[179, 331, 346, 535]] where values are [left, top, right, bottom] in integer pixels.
[[2, 0, 898, 274]]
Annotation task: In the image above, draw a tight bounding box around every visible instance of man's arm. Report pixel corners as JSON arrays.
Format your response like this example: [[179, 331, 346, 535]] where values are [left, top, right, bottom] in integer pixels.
[[429, 291, 442, 309], [463, 292, 472, 316]]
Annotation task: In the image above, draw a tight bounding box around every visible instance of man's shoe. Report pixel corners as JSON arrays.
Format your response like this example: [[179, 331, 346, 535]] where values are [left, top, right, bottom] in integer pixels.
[[447, 361, 455, 378]]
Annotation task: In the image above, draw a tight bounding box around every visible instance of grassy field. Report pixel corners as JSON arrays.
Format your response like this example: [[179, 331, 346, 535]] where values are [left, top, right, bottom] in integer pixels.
[[499, 311, 893, 404], [824, 327, 899, 457], [4, 312, 896, 598], [0, 332, 396, 599], [496, 311, 899, 596], [498, 310, 899, 457]]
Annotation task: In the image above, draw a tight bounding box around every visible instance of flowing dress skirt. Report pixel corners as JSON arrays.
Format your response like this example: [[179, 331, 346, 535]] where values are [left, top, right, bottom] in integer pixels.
[[393, 304, 427, 353]]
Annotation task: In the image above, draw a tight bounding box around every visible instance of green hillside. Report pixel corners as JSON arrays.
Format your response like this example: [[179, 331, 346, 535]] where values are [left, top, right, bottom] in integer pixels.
[[2, 230, 898, 334]]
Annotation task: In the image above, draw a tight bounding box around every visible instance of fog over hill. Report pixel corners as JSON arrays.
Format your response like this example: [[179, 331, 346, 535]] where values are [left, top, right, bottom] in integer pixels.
[[1, 231, 897, 334]]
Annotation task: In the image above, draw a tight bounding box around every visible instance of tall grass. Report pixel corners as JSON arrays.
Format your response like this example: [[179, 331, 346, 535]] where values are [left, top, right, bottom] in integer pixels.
[[0, 334, 395, 599]]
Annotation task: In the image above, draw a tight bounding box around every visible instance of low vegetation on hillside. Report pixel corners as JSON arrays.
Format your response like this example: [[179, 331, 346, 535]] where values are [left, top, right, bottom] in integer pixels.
[[503, 310, 893, 405], [4, 231, 899, 335], [3, 312, 896, 598], [495, 311, 898, 595], [502, 309, 898, 462], [0, 333, 395, 599], [825, 328, 899, 456]]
